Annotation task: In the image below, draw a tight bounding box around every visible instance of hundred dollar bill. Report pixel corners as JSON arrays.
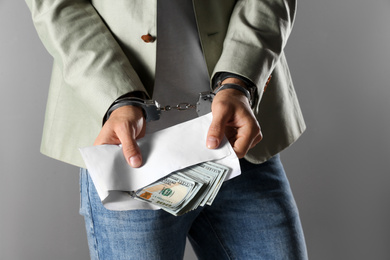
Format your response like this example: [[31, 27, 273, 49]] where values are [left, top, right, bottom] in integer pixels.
[[181, 166, 216, 209], [129, 161, 230, 216], [197, 161, 229, 205], [175, 169, 210, 213], [133, 174, 198, 210], [186, 161, 229, 206]]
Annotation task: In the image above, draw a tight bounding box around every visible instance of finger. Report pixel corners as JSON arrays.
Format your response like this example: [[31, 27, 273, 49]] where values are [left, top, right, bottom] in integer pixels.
[[117, 126, 143, 168], [250, 130, 263, 149], [232, 135, 251, 158], [98, 105, 145, 168], [206, 112, 230, 149], [123, 140, 143, 168], [232, 125, 262, 158]]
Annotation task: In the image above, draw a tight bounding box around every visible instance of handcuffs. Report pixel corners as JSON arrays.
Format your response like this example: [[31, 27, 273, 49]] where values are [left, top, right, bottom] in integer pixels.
[[105, 91, 216, 123], [105, 82, 258, 123]]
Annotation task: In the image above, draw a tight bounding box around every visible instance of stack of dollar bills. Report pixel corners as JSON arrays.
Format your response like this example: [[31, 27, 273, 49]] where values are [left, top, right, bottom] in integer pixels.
[[128, 162, 229, 216]]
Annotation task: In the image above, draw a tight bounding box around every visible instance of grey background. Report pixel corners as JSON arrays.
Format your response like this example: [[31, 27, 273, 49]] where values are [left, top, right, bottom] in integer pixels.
[[1, 0, 389, 259]]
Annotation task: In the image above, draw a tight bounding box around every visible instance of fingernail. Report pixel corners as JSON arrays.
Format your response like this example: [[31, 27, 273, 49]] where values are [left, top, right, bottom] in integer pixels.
[[207, 137, 219, 149], [129, 155, 142, 168]]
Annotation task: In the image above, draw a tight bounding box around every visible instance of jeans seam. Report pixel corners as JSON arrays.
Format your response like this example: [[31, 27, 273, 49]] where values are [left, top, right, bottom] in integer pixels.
[[85, 171, 101, 260], [200, 211, 234, 260]]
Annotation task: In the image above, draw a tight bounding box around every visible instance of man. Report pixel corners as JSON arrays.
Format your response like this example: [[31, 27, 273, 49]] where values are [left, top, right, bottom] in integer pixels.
[[26, 0, 307, 259]]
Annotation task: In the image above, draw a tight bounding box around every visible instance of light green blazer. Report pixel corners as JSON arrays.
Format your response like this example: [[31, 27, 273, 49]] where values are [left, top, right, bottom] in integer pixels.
[[26, 0, 305, 168]]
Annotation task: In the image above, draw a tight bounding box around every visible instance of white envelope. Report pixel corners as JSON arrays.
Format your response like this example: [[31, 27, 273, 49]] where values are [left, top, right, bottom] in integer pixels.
[[79, 113, 241, 211]]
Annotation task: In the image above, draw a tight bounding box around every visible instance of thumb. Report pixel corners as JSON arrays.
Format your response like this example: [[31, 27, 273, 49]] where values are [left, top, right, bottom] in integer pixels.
[[206, 113, 228, 149], [116, 121, 144, 168], [121, 136, 143, 168]]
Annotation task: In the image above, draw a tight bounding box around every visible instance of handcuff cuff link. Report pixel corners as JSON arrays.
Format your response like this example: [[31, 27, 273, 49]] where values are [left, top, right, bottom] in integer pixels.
[[105, 92, 215, 123]]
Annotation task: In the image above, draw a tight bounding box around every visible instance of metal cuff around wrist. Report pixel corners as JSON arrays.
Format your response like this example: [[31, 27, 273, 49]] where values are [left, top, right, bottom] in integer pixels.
[[105, 97, 161, 123], [213, 83, 252, 105], [213, 72, 256, 90], [105, 92, 216, 124]]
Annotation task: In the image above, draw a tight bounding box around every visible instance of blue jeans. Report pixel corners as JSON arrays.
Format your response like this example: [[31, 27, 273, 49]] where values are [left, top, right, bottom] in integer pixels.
[[79, 155, 308, 259]]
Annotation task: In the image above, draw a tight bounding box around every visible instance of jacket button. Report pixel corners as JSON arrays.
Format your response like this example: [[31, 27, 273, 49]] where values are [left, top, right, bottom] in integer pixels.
[[141, 34, 156, 43]]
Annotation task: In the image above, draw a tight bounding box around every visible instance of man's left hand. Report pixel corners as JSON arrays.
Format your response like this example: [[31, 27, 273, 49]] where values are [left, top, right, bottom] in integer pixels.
[[206, 85, 262, 158]]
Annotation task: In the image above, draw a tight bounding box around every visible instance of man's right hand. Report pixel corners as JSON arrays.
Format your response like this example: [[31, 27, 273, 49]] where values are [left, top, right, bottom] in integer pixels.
[[94, 105, 146, 168]]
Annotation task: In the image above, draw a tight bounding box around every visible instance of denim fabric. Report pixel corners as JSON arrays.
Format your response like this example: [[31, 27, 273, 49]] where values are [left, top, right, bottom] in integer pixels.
[[79, 155, 308, 260]]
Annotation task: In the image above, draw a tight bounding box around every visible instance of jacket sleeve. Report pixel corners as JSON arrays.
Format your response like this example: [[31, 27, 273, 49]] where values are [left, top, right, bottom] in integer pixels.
[[212, 0, 297, 96], [25, 0, 147, 119]]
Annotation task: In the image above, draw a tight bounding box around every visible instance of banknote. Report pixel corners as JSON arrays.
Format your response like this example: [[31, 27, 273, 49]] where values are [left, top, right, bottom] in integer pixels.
[[133, 174, 200, 211], [197, 162, 229, 205], [129, 161, 230, 216]]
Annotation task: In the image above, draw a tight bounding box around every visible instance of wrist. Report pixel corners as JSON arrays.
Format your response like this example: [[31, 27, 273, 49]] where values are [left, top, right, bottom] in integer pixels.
[[103, 91, 150, 125], [220, 77, 247, 88], [213, 74, 256, 106], [105, 97, 160, 123], [109, 104, 144, 119], [214, 83, 252, 105]]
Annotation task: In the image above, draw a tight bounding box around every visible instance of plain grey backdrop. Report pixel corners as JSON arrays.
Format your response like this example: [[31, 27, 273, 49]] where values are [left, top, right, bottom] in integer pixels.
[[1, 0, 389, 259]]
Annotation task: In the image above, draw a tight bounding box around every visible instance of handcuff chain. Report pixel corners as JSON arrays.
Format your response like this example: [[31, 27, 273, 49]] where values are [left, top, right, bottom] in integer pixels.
[[160, 103, 197, 112]]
